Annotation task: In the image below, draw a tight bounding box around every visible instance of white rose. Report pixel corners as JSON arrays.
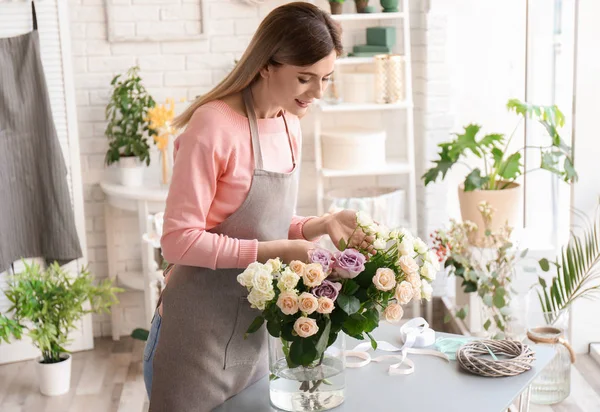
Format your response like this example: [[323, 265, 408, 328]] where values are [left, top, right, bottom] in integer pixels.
[[356, 211, 374, 228], [421, 280, 433, 301], [251, 266, 274, 295], [266, 258, 282, 273], [398, 238, 414, 256], [376, 225, 390, 239], [236, 262, 263, 288], [277, 267, 300, 291], [400, 229, 414, 242], [425, 251, 441, 271], [420, 262, 437, 281], [395, 281, 414, 305], [372, 268, 397, 291], [247, 288, 274, 310], [373, 238, 387, 250], [390, 229, 400, 239], [414, 238, 428, 254], [384, 303, 404, 323], [398, 255, 419, 275]]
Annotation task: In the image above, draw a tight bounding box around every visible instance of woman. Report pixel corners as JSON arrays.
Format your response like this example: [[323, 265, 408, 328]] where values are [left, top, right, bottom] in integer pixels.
[[145, 3, 371, 411]]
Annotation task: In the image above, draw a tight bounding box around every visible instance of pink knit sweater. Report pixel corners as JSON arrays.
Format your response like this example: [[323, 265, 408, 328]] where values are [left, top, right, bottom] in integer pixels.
[[160, 100, 314, 269]]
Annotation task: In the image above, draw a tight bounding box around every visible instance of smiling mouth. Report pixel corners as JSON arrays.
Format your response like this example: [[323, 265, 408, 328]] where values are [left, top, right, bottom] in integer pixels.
[[295, 99, 312, 108]]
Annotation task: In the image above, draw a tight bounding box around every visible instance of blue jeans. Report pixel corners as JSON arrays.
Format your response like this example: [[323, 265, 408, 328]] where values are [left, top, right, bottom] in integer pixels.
[[143, 308, 162, 398]]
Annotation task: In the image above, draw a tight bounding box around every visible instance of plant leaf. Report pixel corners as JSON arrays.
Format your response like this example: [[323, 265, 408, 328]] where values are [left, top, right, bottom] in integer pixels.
[[539, 258, 550, 272], [245, 316, 264, 338], [498, 152, 522, 180], [337, 294, 361, 315], [464, 169, 488, 192]]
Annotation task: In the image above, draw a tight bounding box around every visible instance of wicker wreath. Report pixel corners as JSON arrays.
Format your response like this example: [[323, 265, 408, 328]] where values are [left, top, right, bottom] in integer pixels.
[[457, 340, 536, 377]]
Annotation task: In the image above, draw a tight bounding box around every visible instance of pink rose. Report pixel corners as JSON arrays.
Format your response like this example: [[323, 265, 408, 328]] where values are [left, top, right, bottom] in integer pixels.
[[298, 292, 319, 314], [311, 280, 342, 301], [372, 268, 397, 291], [333, 249, 366, 279], [308, 248, 335, 275], [317, 297, 335, 314], [294, 317, 319, 338]]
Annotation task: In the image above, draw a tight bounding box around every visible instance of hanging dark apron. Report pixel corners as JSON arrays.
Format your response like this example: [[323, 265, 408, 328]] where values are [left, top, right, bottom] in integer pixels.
[[0, 2, 82, 272], [149, 88, 299, 412]]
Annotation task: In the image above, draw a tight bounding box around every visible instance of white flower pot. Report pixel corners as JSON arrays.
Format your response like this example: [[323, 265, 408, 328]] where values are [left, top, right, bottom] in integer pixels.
[[36, 354, 72, 396], [118, 157, 145, 187]]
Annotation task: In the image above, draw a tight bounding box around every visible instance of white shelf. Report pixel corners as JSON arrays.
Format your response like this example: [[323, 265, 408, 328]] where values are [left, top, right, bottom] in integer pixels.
[[320, 160, 411, 177], [331, 12, 404, 22], [317, 101, 411, 112], [335, 56, 375, 65]]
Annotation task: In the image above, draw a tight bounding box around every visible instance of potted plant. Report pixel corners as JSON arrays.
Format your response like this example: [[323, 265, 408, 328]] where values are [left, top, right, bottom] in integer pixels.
[[329, 0, 345, 15], [105, 65, 157, 187], [423, 99, 577, 245], [0, 261, 122, 396], [355, 0, 369, 13]]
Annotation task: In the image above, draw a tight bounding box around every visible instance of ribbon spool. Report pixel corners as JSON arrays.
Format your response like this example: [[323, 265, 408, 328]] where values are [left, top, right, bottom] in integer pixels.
[[527, 326, 576, 364], [342, 317, 448, 376]]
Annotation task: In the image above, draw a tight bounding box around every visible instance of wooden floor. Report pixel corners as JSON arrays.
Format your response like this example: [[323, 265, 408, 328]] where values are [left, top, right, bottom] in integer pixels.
[[1, 337, 600, 411]]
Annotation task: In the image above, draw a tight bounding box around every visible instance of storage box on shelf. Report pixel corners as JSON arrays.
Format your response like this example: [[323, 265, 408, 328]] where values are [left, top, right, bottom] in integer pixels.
[[314, 0, 416, 235]]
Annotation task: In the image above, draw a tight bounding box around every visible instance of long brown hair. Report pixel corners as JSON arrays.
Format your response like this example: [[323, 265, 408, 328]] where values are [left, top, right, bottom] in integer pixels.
[[172, 2, 343, 129]]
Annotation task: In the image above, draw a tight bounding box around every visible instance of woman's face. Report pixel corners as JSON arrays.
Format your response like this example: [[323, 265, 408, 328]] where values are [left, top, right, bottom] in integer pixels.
[[266, 51, 337, 117]]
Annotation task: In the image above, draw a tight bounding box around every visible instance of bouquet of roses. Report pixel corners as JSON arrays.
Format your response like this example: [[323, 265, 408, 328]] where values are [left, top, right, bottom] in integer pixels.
[[237, 212, 439, 369]]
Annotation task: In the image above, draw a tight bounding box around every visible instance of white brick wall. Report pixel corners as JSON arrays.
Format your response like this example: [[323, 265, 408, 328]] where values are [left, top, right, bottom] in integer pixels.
[[69, 0, 452, 337]]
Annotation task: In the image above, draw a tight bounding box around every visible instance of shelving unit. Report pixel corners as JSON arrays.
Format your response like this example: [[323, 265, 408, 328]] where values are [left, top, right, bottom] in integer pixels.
[[313, 0, 417, 234]]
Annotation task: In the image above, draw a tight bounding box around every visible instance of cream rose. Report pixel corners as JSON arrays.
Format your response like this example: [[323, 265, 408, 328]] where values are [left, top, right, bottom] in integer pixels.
[[398, 238, 414, 256], [267, 258, 282, 273], [407, 272, 422, 293], [421, 262, 437, 281], [289, 260, 306, 276], [384, 303, 404, 323], [302, 263, 326, 288], [398, 255, 419, 275], [425, 251, 441, 271], [237, 262, 263, 288], [298, 292, 319, 314], [294, 317, 319, 338], [247, 288, 274, 310], [373, 238, 387, 250], [277, 267, 300, 291], [317, 297, 335, 314], [395, 281, 414, 305], [421, 280, 433, 301], [251, 266, 274, 295], [414, 238, 428, 254], [372, 268, 397, 291], [277, 291, 299, 315]]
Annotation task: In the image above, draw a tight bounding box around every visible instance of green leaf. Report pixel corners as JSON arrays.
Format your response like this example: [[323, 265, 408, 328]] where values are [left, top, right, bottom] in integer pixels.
[[362, 308, 379, 333], [366, 332, 378, 350], [443, 314, 451, 324], [337, 294, 361, 315], [483, 319, 492, 331], [539, 258, 550, 272], [520, 248, 529, 258], [338, 238, 347, 251], [456, 306, 468, 320], [464, 169, 488, 191], [289, 338, 318, 367], [130, 328, 149, 341], [478, 133, 504, 148], [245, 316, 264, 338], [315, 318, 331, 358], [538, 276, 547, 288], [462, 280, 478, 293], [498, 152, 522, 180], [342, 279, 359, 296], [343, 313, 367, 336], [266, 319, 281, 338], [493, 290, 506, 309]]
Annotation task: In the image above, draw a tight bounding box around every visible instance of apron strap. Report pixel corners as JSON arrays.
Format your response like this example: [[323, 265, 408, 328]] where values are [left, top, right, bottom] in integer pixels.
[[32, 1, 38, 31], [242, 88, 264, 170]]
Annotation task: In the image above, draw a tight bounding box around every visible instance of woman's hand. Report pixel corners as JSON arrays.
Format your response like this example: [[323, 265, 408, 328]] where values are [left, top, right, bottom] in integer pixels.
[[325, 210, 375, 253]]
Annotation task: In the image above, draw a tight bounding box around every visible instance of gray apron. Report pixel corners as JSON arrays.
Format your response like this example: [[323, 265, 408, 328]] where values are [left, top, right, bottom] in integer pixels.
[[0, 2, 82, 272], [149, 88, 299, 412]]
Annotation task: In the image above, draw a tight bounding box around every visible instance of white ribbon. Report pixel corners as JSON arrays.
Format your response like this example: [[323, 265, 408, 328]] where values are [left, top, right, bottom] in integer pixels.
[[340, 317, 449, 375]]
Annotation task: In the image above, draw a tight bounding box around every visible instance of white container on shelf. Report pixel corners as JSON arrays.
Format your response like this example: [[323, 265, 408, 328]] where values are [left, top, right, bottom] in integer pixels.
[[342, 73, 375, 103], [321, 127, 386, 171]]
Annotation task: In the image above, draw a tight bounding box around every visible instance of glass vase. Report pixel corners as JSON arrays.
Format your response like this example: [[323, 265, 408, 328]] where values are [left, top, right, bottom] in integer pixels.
[[525, 306, 573, 405], [268, 333, 346, 412]]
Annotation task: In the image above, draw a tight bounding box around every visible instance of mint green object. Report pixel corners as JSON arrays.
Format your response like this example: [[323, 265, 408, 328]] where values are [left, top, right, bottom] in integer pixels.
[[380, 0, 399, 12], [364, 5, 376, 13], [352, 44, 392, 53], [435, 337, 475, 361], [366, 26, 396, 47]]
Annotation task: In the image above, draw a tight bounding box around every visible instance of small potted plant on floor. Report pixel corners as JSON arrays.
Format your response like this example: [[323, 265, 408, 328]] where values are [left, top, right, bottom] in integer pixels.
[[329, 0, 345, 15], [0, 261, 122, 396], [105, 65, 157, 187], [423, 99, 577, 245]]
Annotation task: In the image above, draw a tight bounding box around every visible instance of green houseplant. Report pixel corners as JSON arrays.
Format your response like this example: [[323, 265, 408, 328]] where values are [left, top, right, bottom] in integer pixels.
[[423, 99, 577, 244], [105, 65, 156, 187], [0, 261, 122, 396]]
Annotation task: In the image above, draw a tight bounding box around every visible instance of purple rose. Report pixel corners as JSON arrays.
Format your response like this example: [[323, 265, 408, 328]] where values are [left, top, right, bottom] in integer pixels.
[[308, 248, 335, 274], [333, 248, 366, 279], [312, 280, 343, 301]]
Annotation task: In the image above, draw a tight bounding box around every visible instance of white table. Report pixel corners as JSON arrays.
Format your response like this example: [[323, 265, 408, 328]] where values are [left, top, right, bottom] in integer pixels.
[[100, 177, 168, 340], [214, 326, 556, 412]]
